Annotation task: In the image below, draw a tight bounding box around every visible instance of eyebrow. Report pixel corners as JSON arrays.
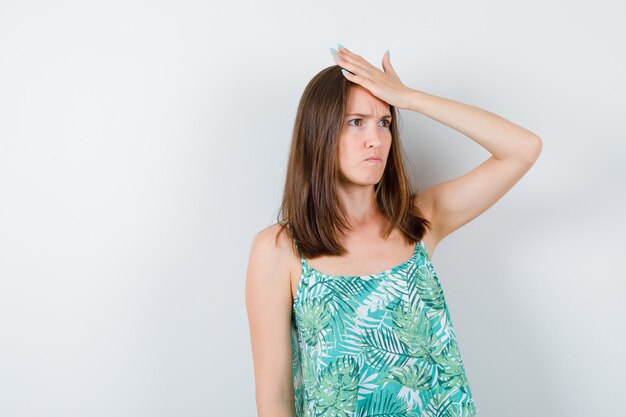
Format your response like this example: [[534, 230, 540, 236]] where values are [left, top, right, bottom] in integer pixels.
[[344, 113, 392, 119]]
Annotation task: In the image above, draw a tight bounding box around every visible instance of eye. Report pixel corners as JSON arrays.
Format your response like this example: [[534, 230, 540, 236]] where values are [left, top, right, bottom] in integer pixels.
[[348, 119, 391, 127]]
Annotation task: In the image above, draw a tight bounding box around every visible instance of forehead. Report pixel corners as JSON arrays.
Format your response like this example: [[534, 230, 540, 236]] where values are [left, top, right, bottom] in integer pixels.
[[345, 85, 390, 114]]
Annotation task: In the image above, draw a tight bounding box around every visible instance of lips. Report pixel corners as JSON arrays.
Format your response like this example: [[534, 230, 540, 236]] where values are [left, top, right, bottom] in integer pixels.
[[365, 156, 382, 161]]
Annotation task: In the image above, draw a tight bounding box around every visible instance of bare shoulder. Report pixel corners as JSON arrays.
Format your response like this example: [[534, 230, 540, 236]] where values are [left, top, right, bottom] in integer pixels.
[[250, 223, 297, 266], [246, 223, 296, 298]]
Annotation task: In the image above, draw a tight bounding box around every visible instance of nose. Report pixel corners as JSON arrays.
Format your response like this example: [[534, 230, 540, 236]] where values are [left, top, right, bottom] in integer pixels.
[[366, 139, 380, 149], [365, 125, 386, 148]]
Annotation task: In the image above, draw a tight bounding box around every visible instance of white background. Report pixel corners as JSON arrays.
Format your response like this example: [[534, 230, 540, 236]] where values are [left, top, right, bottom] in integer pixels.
[[1, 1, 624, 416]]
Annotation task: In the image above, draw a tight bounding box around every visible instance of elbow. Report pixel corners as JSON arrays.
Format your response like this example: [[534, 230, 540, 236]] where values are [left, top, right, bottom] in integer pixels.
[[522, 134, 543, 165]]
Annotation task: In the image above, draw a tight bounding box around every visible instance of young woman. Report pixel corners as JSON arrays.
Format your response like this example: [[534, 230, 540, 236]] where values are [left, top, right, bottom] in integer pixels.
[[246, 44, 541, 417]]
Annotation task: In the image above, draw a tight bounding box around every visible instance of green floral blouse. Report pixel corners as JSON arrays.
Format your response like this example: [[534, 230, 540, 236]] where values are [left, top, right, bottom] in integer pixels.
[[290, 239, 478, 416]]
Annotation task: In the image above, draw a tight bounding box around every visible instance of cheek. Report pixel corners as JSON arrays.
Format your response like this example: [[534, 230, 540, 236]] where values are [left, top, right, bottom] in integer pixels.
[[385, 134, 393, 151], [337, 145, 358, 173], [341, 142, 360, 162], [338, 136, 352, 155]]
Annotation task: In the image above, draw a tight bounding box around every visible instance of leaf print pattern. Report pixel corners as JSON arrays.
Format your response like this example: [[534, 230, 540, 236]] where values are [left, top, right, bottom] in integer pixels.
[[291, 240, 478, 416], [379, 361, 433, 391], [316, 356, 360, 416], [390, 299, 440, 362], [295, 297, 333, 346]]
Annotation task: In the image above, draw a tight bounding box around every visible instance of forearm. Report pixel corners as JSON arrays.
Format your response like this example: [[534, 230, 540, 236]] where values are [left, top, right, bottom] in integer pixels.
[[406, 89, 541, 162]]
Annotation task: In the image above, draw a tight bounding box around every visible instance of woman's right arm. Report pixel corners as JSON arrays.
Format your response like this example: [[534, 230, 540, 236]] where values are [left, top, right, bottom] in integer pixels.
[[245, 226, 296, 417]]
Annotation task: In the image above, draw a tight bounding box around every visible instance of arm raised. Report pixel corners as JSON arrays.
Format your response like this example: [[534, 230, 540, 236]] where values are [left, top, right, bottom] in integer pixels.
[[410, 90, 542, 245]]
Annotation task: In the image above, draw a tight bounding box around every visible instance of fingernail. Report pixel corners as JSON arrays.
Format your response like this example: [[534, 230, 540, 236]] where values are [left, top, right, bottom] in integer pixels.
[[329, 47, 340, 60], [387, 49, 390, 58], [341, 69, 349, 76], [337, 43, 345, 50]]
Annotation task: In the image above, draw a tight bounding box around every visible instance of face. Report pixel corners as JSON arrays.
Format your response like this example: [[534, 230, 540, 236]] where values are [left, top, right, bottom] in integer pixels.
[[337, 85, 393, 187]]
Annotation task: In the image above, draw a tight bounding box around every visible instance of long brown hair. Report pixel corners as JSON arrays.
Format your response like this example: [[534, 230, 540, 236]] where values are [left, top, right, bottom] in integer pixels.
[[275, 64, 430, 258]]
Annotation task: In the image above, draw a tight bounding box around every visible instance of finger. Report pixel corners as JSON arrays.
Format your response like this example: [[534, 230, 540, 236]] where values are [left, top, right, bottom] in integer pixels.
[[340, 68, 355, 79], [337, 45, 371, 68], [341, 67, 377, 94], [381, 50, 394, 74], [334, 48, 378, 76], [333, 54, 371, 79], [336, 44, 349, 53], [334, 53, 370, 77], [382, 51, 400, 80]]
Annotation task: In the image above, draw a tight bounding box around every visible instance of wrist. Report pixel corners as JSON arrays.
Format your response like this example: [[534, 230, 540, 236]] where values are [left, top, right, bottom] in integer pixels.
[[405, 88, 430, 113]]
